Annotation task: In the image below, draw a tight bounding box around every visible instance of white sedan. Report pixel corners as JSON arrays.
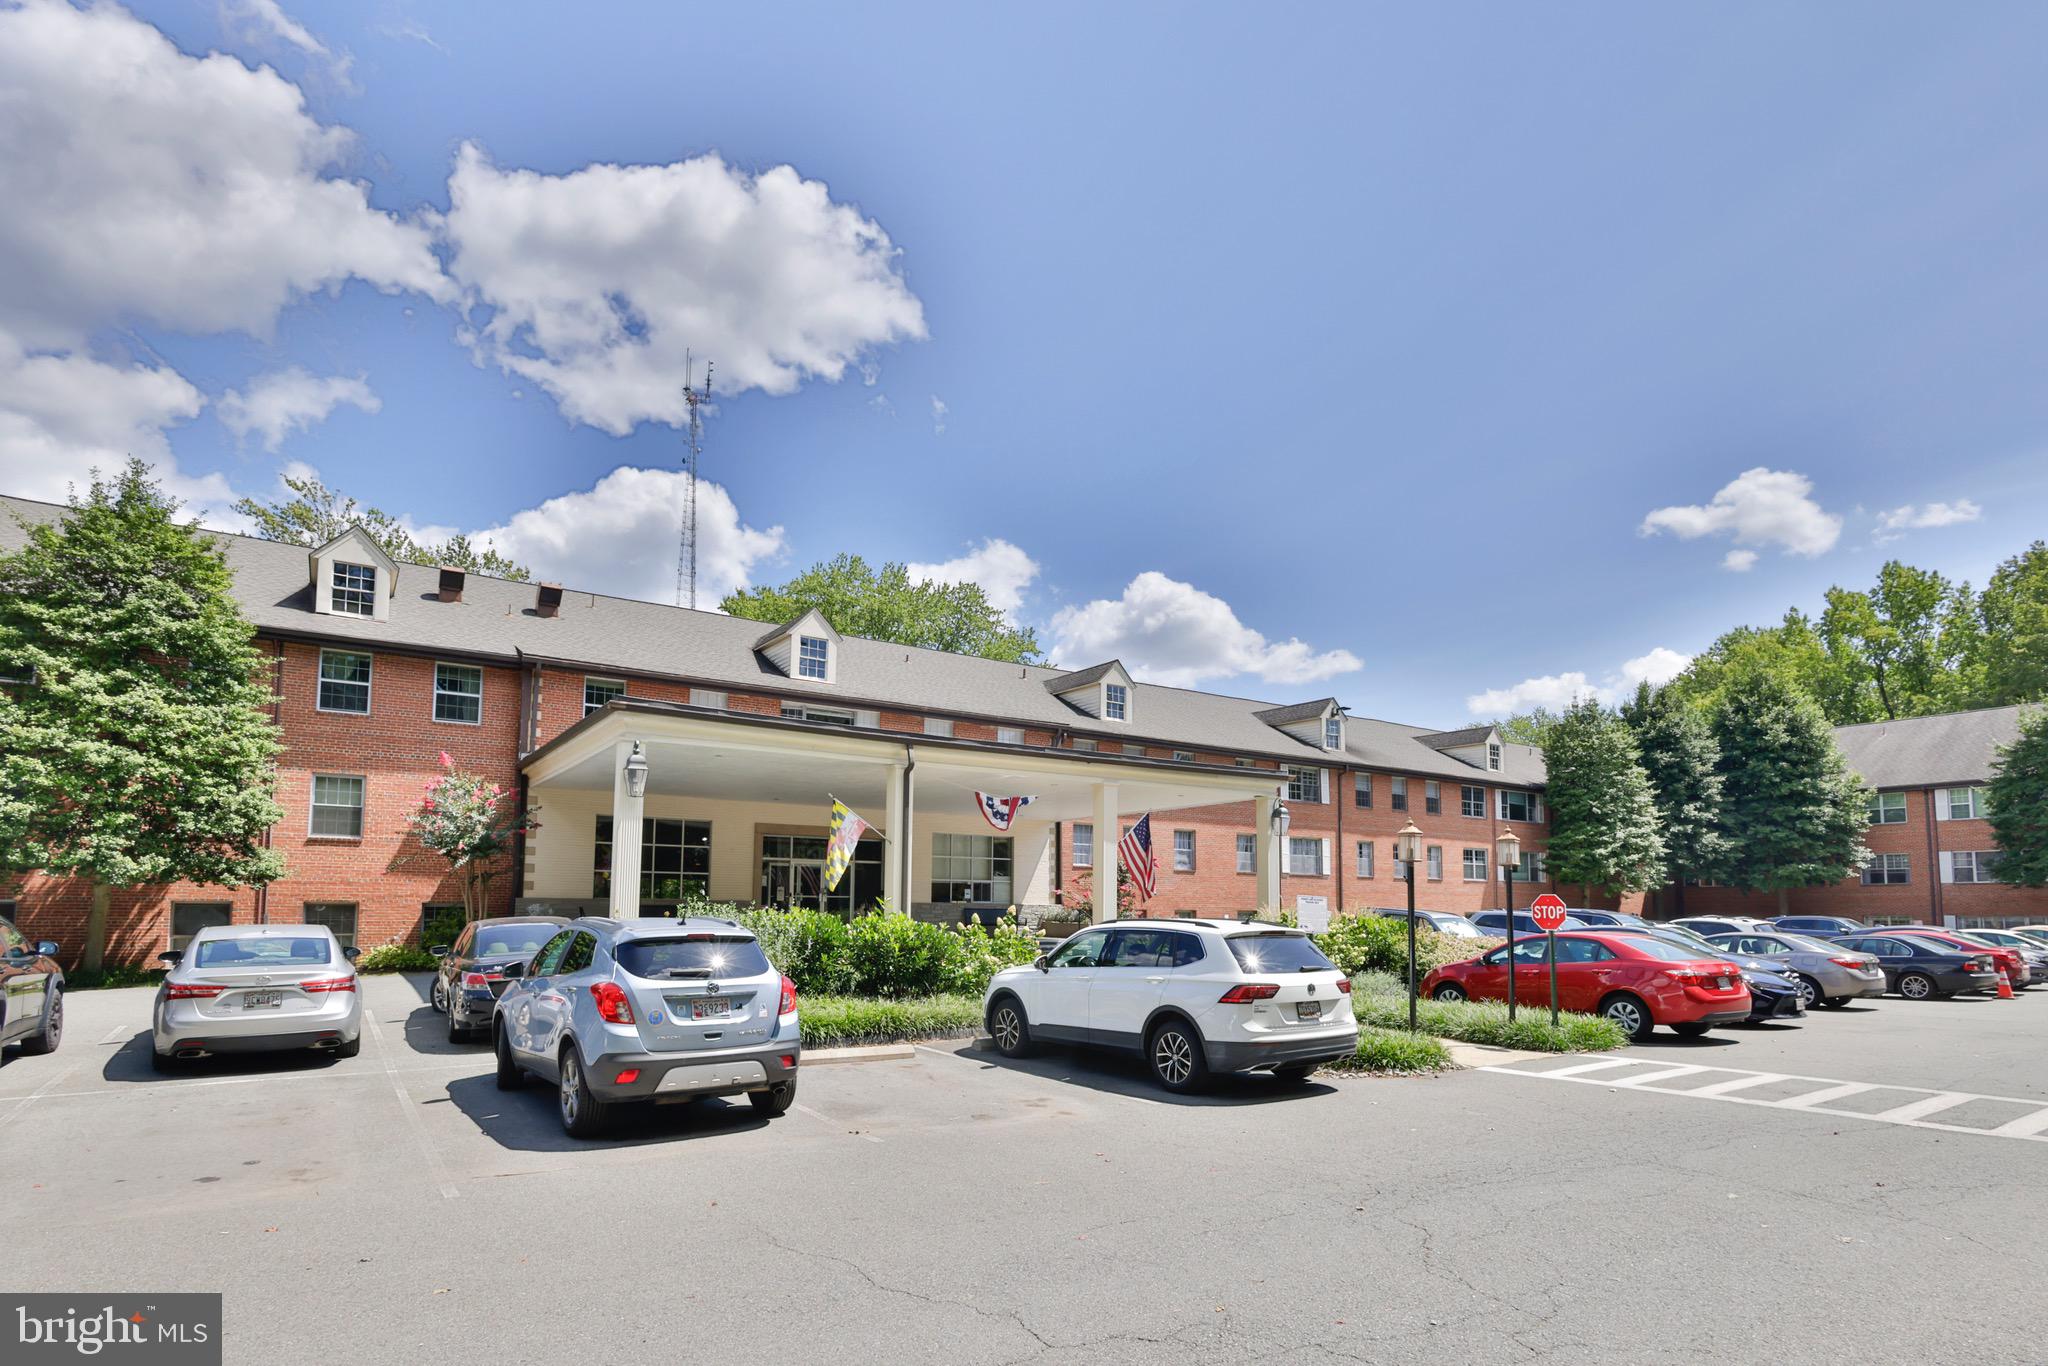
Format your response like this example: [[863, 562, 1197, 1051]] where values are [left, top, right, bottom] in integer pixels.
[[983, 919, 1358, 1092], [153, 925, 362, 1070]]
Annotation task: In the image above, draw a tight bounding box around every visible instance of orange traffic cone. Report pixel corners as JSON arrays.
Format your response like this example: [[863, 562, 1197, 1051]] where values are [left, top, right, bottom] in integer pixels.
[[1996, 969, 2015, 1000]]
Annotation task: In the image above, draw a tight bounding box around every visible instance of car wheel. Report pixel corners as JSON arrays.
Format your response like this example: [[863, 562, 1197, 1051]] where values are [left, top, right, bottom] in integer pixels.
[[1598, 993, 1655, 1043], [431, 977, 448, 1014], [1670, 1022, 1711, 1038], [19, 988, 62, 1056], [494, 1022, 524, 1091], [1897, 972, 1936, 1001], [986, 995, 1034, 1058], [446, 1002, 467, 1043], [749, 1079, 798, 1116], [1793, 975, 1823, 1010], [1430, 982, 1468, 1002], [557, 1045, 611, 1138], [1146, 1019, 1210, 1094], [1273, 1063, 1318, 1084]]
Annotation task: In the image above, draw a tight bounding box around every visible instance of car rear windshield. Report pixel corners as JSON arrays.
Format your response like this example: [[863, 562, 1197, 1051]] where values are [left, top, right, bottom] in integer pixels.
[[194, 936, 330, 967], [1624, 938, 1723, 963], [616, 936, 771, 980], [1226, 933, 1337, 973], [473, 926, 560, 958]]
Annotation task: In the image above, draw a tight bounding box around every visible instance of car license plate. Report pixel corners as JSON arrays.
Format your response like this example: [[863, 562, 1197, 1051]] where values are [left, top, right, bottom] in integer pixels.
[[691, 996, 732, 1020], [242, 990, 283, 1010], [1715, 976, 1731, 989], [1295, 1001, 1321, 1021]]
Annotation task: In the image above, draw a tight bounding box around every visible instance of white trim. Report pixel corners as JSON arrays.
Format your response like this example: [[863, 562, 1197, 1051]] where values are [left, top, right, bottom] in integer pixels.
[[584, 676, 627, 716], [315, 647, 373, 716], [308, 772, 366, 839], [431, 660, 484, 726]]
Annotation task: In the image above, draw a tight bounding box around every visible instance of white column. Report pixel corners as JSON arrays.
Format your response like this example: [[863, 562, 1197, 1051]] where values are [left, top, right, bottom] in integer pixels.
[[1255, 794, 1282, 914], [607, 739, 645, 919], [1093, 781, 1120, 923], [883, 762, 907, 914]]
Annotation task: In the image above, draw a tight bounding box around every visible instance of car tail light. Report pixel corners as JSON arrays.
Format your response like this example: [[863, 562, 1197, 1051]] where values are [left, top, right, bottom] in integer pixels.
[[461, 971, 489, 989], [1829, 958, 1868, 969], [1335, 977, 1352, 995], [778, 974, 797, 1016], [590, 981, 636, 1024], [1663, 970, 1704, 987], [165, 982, 225, 999], [301, 976, 357, 994], [614, 1068, 641, 1085], [780, 1054, 797, 1069], [1218, 983, 1281, 1003]]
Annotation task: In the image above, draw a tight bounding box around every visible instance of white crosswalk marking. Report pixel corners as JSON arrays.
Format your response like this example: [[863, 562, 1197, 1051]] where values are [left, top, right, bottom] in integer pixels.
[[1480, 1059, 2048, 1146]]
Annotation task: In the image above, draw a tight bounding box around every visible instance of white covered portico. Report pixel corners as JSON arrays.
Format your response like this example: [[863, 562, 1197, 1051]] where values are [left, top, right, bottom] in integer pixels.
[[517, 701, 1290, 922]]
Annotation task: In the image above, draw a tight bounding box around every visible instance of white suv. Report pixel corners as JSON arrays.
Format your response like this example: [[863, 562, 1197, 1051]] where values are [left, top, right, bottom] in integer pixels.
[[983, 920, 1358, 1092]]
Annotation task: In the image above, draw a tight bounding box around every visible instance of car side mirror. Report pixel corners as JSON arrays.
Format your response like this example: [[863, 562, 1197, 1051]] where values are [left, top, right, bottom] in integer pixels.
[[428, 944, 450, 958], [1034, 954, 1050, 972], [342, 945, 361, 961], [159, 950, 183, 965], [37, 941, 59, 957]]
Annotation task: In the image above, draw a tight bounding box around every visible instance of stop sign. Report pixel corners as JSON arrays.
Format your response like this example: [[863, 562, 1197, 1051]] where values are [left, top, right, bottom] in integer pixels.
[[1529, 894, 1569, 933]]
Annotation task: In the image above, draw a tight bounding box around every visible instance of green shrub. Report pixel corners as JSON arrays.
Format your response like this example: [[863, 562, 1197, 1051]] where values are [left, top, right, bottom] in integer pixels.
[[799, 994, 982, 1048], [1351, 984, 1628, 1052], [941, 919, 1040, 995], [1326, 1026, 1455, 1074], [1314, 915, 1501, 983], [354, 943, 440, 973], [63, 965, 166, 991], [843, 913, 959, 997], [421, 905, 467, 953], [725, 907, 854, 996]]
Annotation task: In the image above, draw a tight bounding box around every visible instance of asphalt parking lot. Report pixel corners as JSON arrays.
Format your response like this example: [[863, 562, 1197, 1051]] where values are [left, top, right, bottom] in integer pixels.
[[7, 975, 2048, 1365]]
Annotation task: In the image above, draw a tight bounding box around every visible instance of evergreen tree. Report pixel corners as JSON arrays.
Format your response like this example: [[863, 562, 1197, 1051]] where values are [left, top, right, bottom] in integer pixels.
[[1541, 697, 1668, 902], [1987, 706, 2048, 887], [1621, 681, 1728, 917], [1710, 667, 1870, 914], [0, 463, 286, 967]]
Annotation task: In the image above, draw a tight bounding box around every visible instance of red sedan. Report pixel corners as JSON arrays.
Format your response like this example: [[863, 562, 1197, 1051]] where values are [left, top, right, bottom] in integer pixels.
[[1878, 930, 2030, 986], [1421, 931, 1751, 1042]]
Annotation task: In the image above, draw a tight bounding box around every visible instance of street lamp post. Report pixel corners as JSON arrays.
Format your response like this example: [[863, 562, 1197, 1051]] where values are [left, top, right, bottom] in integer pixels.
[[1497, 828, 1523, 1021], [1268, 796, 1290, 923], [1393, 819, 1425, 1031]]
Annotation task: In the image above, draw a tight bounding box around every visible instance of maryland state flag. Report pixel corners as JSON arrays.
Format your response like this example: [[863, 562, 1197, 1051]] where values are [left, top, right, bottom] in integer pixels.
[[824, 798, 870, 893]]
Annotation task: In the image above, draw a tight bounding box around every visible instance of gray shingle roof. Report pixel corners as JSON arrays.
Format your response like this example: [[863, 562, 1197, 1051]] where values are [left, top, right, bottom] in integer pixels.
[[1044, 660, 1122, 694], [0, 493, 1548, 783], [1419, 724, 1496, 751], [1833, 706, 2029, 788], [1253, 698, 1335, 725]]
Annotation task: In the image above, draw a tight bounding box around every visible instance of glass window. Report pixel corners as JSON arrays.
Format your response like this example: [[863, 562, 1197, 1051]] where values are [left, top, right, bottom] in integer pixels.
[[690, 688, 726, 709], [1952, 851, 2003, 884], [1390, 776, 1408, 812], [781, 704, 855, 726], [1235, 833, 1256, 874], [797, 635, 830, 679], [998, 727, 1025, 745], [1072, 823, 1093, 868], [196, 933, 331, 967], [930, 832, 1013, 904], [471, 923, 560, 958], [1498, 789, 1542, 823], [584, 677, 626, 715], [1050, 930, 1110, 968], [331, 561, 376, 615], [1173, 750, 1194, 763], [1104, 683, 1128, 721], [1487, 742, 1502, 771], [1554, 937, 1616, 964], [558, 932, 597, 974], [1324, 715, 1342, 749], [1071, 737, 1098, 752], [1286, 837, 1325, 876], [1106, 928, 1183, 967], [309, 774, 364, 838], [299, 903, 357, 949], [1461, 785, 1485, 818], [1225, 933, 1337, 973], [1516, 851, 1547, 882], [1425, 780, 1441, 815], [1286, 766, 1323, 803], [1866, 791, 1907, 825], [594, 816, 712, 901], [616, 935, 771, 980], [1356, 841, 1374, 878], [317, 650, 371, 714], [170, 903, 231, 953], [434, 663, 482, 724], [1426, 846, 1443, 881], [1462, 849, 1488, 882], [1353, 773, 1372, 808], [759, 832, 881, 913], [529, 930, 574, 976], [1947, 787, 1985, 820], [1861, 852, 1910, 886], [923, 716, 954, 738], [1172, 830, 1195, 872]]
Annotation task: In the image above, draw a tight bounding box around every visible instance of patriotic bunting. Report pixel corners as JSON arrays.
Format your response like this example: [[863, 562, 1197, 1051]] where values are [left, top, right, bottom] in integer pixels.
[[974, 791, 1037, 832]]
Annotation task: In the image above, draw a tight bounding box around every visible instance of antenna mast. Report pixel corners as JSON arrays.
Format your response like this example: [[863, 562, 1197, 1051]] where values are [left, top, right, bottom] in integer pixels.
[[677, 355, 712, 608]]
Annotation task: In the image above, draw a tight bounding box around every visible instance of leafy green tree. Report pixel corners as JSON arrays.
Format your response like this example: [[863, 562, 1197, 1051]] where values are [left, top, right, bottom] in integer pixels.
[[1667, 610, 1874, 725], [1987, 706, 2048, 887], [722, 553, 1041, 663], [233, 474, 531, 581], [1710, 667, 1870, 914], [1980, 542, 2048, 705], [1818, 562, 1984, 719], [0, 462, 286, 968], [1494, 708, 1561, 747], [1621, 681, 1728, 917], [1541, 697, 1668, 902]]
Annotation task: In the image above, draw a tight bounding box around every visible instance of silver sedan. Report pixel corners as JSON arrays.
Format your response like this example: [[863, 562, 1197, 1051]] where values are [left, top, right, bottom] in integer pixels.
[[152, 925, 363, 1069], [1705, 931, 1886, 1009]]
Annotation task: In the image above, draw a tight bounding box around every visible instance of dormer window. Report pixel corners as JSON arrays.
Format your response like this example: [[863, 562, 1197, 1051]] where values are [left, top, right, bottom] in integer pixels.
[[1104, 683, 1128, 721], [1488, 742, 1502, 771], [1325, 714, 1343, 750], [332, 562, 377, 616], [797, 636, 830, 680]]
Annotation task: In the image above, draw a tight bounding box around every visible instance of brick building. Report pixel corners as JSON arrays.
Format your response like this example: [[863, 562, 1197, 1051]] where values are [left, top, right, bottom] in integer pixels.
[[0, 496, 1566, 968], [1683, 705, 2045, 928]]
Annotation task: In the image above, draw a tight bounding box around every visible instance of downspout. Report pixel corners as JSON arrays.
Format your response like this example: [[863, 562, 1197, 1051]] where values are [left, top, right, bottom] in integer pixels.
[[255, 638, 285, 927], [1925, 786, 1942, 925], [1333, 766, 1344, 915]]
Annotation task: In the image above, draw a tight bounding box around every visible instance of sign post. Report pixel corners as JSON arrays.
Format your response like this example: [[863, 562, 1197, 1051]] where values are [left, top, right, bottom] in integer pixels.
[[1530, 894, 1569, 1026]]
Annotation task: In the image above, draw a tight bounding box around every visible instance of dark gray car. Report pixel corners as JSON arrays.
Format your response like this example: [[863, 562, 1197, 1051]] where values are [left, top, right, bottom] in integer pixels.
[[1831, 933, 2002, 1000], [1705, 931, 1887, 1009], [430, 915, 571, 1042]]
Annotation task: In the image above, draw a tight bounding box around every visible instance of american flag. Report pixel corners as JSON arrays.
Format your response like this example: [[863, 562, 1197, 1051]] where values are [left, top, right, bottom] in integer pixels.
[[1117, 813, 1158, 901]]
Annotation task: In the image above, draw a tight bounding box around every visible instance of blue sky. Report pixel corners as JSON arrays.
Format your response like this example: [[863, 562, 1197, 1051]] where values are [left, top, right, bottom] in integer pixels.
[[5, 1, 2047, 728]]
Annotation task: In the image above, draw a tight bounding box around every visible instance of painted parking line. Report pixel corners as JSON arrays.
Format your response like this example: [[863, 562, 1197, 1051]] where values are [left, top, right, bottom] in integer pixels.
[[1480, 1060, 2048, 1146]]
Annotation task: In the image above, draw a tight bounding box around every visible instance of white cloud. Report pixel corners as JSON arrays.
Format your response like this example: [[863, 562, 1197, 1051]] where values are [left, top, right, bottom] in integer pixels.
[[1466, 646, 1692, 718], [1874, 498, 1982, 543], [1048, 572, 1361, 689], [468, 466, 786, 604], [930, 395, 947, 435], [218, 368, 379, 452], [1640, 467, 1842, 563], [907, 539, 1040, 616], [434, 142, 926, 436], [1722, 548, 1759, 572], [220, 0, 355, 91]]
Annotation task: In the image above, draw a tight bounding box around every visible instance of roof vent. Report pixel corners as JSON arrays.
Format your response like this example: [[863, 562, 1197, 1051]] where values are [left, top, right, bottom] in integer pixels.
[[535, 582, 564, 618], [437, 565, 466, 604]]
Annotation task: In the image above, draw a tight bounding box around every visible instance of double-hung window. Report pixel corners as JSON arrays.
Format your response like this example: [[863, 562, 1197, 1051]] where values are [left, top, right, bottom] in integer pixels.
[[1461, 785, 1485, 818], [1324, 715, 1342, 749], [1356, 841, 1374, 878], [433, 663, 482, 724], [317, 650, 371, 714], [1462, 848, 1488, 882], [796, 635, 830, 680], [1390, 777, 1408, 812], [1235, 833, 1257, 874], [1945, 787, 1986, 820], [1172, 830, 1196, 872], [1487, 742, 1502, 771], [1425, 846, 1443, 881], [585, 677, 626, 715], [1424, 781, 1441, 815], [1950, 851, 2002, 884], [1861, 853, 1910, 886], [1072, 823, 1094, 868], [1516, 851, 1547, 882], [1286, 766, 1324, 803], [1354, 773, 1372, 808], [1287, 837, 1326, 876], [1498, 789, 1543, 823], [1865, 791, 1907, 825], [309, 774, 364, 838], [1104, 683, 1128, 721], [331, 562, 376, 616]]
